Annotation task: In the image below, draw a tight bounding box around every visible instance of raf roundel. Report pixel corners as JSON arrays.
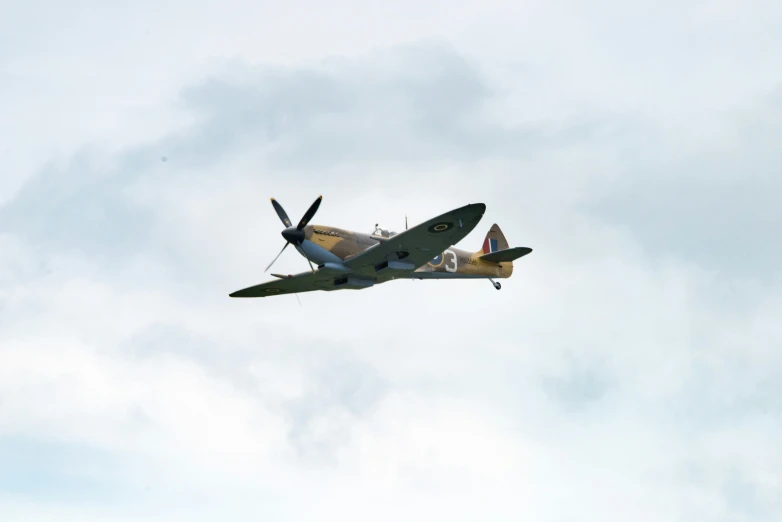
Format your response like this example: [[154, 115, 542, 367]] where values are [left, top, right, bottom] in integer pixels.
[[427, 221, 454, 234], [428, 252, 444, 267]]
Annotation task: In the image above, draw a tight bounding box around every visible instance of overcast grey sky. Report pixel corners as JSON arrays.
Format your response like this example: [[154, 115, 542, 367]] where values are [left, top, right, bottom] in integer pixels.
[[2, 1, 781, 521]]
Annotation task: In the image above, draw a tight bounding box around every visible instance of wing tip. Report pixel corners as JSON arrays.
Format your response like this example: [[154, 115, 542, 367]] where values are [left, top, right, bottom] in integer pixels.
[[469, 202, 487, 214], [229, 288, 255, 298]]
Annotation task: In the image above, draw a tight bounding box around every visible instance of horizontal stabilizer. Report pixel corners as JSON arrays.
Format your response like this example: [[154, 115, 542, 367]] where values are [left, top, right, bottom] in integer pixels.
[[480, 246, 532, 263]]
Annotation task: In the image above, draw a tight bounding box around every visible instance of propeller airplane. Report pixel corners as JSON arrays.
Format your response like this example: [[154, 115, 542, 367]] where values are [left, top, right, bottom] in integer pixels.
[[229, 196, 532, 298]]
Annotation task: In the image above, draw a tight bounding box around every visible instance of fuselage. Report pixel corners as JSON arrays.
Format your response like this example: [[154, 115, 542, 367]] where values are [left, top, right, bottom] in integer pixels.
[[294, 224, 513, 283]]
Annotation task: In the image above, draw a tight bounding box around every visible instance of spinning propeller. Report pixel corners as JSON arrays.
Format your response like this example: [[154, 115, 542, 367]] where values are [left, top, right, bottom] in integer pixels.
[[265, 195, 323, 273]]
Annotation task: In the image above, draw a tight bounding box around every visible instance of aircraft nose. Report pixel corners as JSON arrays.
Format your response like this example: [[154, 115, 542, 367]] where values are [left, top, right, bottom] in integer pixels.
[[282, 227, 304, 244]]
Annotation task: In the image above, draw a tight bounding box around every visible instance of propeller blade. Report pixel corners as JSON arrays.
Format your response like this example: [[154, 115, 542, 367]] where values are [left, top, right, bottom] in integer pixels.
[[266, 195, 322, 274], [302, 247, 316, 272], [296, 195, 322, 230], [271, 198, 293, 228], [264, 241, 289, 272]]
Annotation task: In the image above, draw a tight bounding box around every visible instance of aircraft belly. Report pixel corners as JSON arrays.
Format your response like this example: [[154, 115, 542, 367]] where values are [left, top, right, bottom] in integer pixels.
[[297, 240, 343, 265], [405, 272, 488, 280]]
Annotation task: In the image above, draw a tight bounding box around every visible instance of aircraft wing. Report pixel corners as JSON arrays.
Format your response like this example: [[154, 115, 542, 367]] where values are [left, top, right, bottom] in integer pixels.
[[229, 270, 332, 298], [343, 203, 486, 275]]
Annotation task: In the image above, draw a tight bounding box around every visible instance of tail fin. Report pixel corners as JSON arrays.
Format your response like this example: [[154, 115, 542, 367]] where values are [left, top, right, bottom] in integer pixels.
[[477, 224, 532, 264], [480, 224, 509, 254]]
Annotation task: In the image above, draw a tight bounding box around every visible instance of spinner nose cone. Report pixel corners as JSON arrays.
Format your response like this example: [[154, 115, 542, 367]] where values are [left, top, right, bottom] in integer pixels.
[[281, 226, 305, 244]]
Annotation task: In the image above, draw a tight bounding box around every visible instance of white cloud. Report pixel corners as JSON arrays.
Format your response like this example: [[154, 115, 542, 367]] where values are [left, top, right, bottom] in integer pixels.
[[2, 1, 781, 521]]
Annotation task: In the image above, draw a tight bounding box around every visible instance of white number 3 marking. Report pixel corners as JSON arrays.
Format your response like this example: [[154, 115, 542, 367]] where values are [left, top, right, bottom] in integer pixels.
[[444, 249, 457, 273]]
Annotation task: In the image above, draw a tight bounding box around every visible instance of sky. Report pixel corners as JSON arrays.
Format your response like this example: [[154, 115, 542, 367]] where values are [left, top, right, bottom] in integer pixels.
[[1, 1, 781, 520]]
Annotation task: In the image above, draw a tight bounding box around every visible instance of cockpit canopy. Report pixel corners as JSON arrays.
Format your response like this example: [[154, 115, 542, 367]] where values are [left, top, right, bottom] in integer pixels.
[[372, 223, 398, 238]]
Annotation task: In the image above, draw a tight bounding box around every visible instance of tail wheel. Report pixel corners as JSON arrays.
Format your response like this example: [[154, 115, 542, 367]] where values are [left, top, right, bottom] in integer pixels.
[[494, 282, 501, 290]]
